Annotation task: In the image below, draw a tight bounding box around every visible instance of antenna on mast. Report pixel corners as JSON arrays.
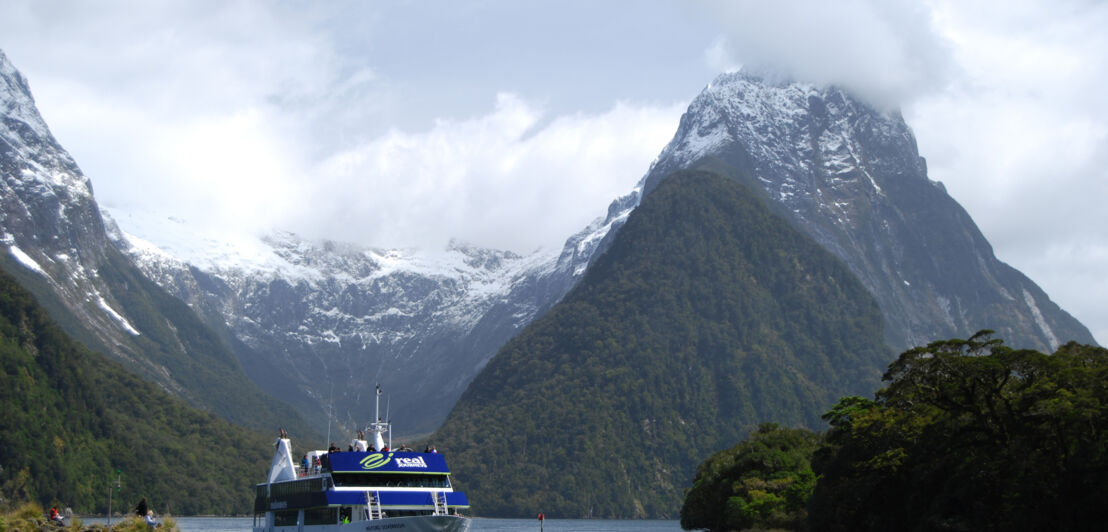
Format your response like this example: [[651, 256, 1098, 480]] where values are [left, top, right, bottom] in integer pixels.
[[325, 383, 334, 448], [368, 383, 389, 451]]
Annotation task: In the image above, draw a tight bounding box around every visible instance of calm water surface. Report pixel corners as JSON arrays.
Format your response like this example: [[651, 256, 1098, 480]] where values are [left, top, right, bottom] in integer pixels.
[[80, 516, 683, 532]]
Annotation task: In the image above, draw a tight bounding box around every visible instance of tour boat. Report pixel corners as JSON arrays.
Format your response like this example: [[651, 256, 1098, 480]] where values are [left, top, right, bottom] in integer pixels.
[[252, 390, 470, 532]]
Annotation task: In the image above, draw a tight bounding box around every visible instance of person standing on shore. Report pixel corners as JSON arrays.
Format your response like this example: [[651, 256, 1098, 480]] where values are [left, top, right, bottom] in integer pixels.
[[134, 498, 149, 517]]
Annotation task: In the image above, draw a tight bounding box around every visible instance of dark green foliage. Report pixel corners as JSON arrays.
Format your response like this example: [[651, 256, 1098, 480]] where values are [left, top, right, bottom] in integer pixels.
[[434, 171, 891, 517], [0, 248, 317, 439], [91, 249, 316, 437], [809, 331, 1108, 531], [0, 267, 273, 514], [680, 423, 819, 531]]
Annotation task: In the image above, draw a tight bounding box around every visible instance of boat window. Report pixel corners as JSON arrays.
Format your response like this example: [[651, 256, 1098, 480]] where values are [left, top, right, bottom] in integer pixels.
[[331, 473, 449, 488], [274, 510, 299, 527], [269, 478, 325, 502], [383, 510, 436, 517], [304, 508, 337, 525]]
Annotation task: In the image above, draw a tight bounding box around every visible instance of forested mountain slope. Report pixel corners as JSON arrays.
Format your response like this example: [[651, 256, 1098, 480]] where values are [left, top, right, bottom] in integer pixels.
[[0, 267, 273, 514], [434, 171, 891, 518]]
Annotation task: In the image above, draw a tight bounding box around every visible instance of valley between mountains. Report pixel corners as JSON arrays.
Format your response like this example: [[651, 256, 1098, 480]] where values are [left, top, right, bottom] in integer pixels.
[[1, 46, 1097, 517]]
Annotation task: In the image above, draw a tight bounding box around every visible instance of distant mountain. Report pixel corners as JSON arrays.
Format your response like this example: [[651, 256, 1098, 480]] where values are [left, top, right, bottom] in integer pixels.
[[104, 68, 1095, 443], [106, 202, 633, 436], [433, 72, 1099, 518], [640, 72, 1095, 351], [435, 171, 891, 518], [0, 49, 314, 436], [0, 266, 271, 514]]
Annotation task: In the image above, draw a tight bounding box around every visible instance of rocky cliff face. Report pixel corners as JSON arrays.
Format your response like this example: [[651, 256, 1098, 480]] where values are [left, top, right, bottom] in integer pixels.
[[0, 49, 315, 434], [640, 71, 1094, 351], [1, 48, 145, 362]]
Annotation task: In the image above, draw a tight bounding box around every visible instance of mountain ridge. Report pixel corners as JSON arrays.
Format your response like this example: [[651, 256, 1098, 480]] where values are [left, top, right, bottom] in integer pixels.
[[435, 170, 892, 517], [99, 68, 1095, 439], [637, 70, 1094, 351], [104, 206, 619, 436], [1, 48, 317, 436]]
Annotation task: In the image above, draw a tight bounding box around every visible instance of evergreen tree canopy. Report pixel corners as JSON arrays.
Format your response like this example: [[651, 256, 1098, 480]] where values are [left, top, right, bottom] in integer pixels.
[[809, 331, 1108, 531], [0, 267, 276, 514], [680, 423, 819, 531]]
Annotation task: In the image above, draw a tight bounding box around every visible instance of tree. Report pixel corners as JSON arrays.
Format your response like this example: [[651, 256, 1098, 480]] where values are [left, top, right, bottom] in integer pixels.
[[809, 331, 1108, 531], [681, 423, 820, 531]]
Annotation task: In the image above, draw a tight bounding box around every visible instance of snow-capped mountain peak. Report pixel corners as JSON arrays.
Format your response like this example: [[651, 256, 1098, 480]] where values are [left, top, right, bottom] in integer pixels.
[[639, 69, 1092, 352]]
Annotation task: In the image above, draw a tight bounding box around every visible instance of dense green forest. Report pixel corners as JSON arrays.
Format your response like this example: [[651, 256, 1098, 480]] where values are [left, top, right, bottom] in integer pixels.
[[433, 171, 892, 518], [681, 332, 1108, 531], [0, 266, 275, 514], [681, 424, 819, 531], [1, 249, 318, 439]]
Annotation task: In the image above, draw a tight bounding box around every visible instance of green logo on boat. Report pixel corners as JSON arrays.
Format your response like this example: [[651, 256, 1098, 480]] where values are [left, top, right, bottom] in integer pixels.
[[359, 452, 393, 470]]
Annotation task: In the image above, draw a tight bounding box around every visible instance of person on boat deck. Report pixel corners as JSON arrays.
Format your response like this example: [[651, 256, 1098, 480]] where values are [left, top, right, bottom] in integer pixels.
[[347, 444, 354, 451], [301, 454, 309, 472], [145, 510, 158, 530], [423, 445, 432, 453], [381, 444, 390, 452], [134, 497, 149, 517], [328, 442, 340, 453], [397, 443, 410, 452]]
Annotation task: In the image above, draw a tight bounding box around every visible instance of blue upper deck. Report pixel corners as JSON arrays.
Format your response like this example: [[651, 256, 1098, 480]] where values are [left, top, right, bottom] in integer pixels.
[[325, 451, 451, 474]]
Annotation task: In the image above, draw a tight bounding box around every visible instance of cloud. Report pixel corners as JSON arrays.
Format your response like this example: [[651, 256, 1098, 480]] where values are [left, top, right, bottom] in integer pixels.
[[294, 94, 685, 251], [699, 0, 955, 109], [1, 1, 375, 234], [1, 0, 685, 254], [906, 0, 1108, 344]]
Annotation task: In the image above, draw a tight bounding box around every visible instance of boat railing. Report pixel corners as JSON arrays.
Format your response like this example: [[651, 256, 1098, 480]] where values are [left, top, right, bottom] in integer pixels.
[[297, 465, 323, 477]]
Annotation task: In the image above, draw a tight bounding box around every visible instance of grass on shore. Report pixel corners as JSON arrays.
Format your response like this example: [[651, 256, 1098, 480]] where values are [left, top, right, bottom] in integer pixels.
[[0, 503, 178, 532]]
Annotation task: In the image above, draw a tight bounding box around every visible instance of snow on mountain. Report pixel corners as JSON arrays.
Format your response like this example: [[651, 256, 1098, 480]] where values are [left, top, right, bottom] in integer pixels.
[[104, 199, 626, 435], [3, 49, 327, 433], [640, 70, 1095, 351], [0, 51, 52, 142], [14, 36, 1091, 439], [1, 49, 139, 345]]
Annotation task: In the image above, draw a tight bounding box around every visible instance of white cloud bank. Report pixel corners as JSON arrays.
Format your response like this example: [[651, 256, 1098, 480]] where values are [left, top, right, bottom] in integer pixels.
[[1, 1, 684, 253], [700, 0, 955, 109], [292, 95, 684, 250]]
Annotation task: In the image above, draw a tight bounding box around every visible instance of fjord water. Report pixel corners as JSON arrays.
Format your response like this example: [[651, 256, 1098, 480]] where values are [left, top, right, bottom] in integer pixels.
[[82, 517, 683, 531]]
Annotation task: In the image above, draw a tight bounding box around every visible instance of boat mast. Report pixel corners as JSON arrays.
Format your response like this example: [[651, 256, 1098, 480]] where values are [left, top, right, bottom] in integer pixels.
[[368, 383, 389, 451], [325, 383, 334, 448]]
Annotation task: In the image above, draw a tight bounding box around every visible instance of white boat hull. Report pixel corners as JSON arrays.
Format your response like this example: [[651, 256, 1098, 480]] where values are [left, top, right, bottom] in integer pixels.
[[256, 515, 469, 532]]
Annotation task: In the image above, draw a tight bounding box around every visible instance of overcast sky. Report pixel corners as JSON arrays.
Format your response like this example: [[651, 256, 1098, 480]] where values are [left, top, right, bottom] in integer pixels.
[[1, 0, 1104, 344]]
